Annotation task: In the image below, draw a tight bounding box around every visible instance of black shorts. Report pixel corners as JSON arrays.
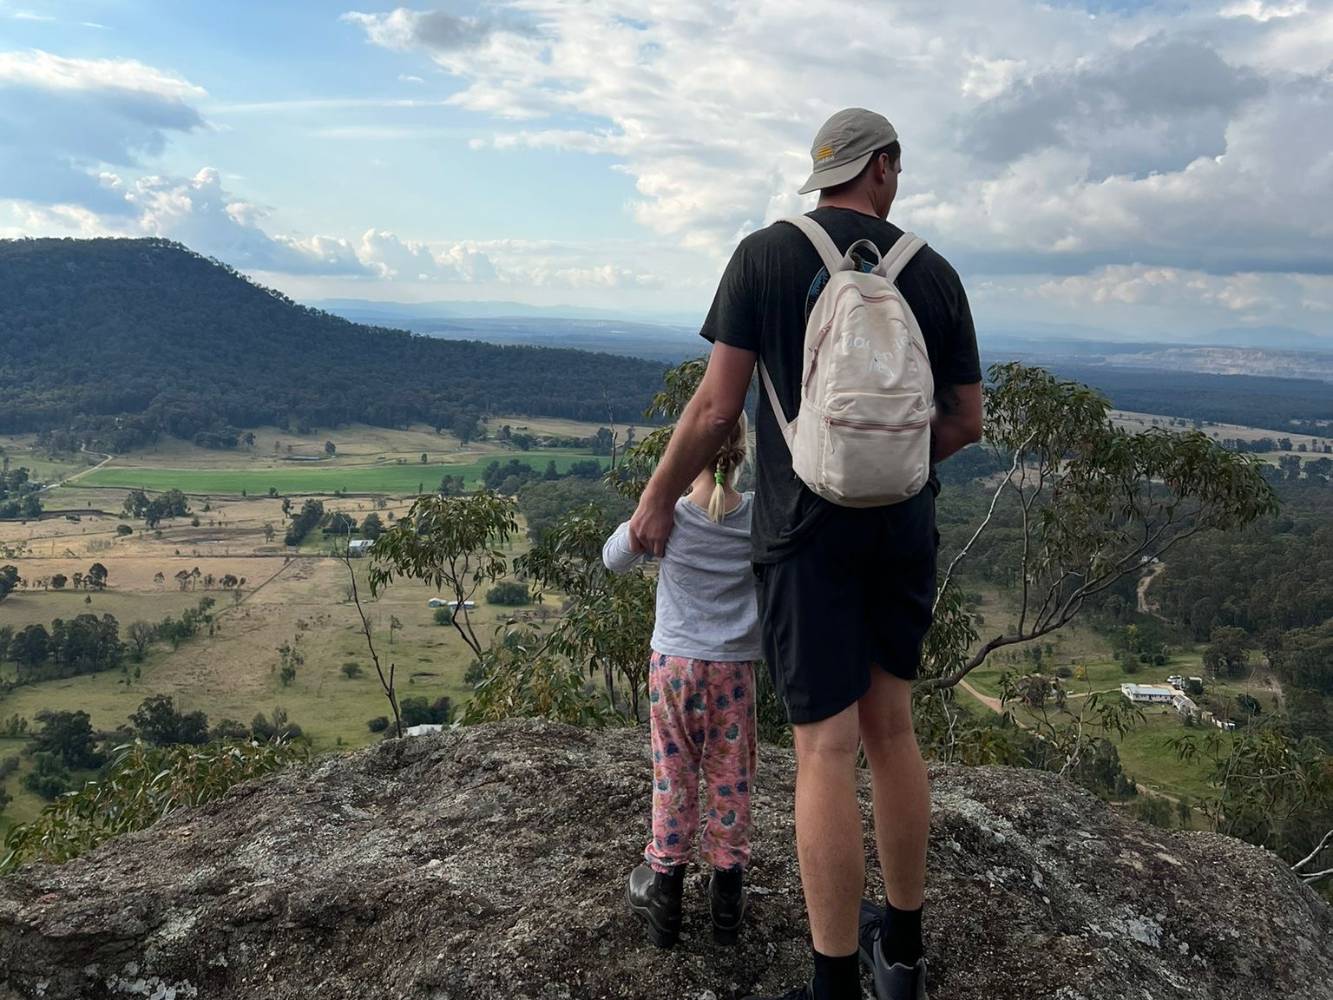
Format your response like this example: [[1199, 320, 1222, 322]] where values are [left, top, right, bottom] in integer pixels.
[[754, 489, 938, 725]]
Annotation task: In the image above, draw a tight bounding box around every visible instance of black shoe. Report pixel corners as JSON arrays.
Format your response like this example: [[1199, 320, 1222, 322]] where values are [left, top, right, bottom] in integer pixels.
[[708, 867, 747, 945], [858, 900, 929, 1000], [626, 863, 685, 949]]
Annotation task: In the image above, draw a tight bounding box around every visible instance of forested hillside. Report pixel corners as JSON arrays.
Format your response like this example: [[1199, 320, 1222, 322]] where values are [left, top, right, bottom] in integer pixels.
[[0, 238, 667, 451]]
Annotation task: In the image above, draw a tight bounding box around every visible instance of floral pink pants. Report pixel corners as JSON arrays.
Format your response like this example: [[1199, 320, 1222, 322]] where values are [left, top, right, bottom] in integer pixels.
[[644, 652, 759, 874]]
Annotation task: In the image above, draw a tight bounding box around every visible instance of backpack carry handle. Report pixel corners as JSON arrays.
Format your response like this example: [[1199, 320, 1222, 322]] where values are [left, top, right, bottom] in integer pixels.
[[875, 233, 927, 281]]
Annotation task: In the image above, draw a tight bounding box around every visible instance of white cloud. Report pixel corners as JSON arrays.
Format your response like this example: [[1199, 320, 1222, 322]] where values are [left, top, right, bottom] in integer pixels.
[[348, 0, 1333, 286], [1220, 1, 1307, 22], [1032, 266, 1333, 332], [0, 49, 204, 99], [357, 228, 497, 282], [0, 49, 205, 212], [342, 8, 531, 52], [127, 167, 368, 275]]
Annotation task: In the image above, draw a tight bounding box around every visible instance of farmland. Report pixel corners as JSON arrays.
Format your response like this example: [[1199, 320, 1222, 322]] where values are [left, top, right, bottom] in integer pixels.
[[0, 419, 622, 833]]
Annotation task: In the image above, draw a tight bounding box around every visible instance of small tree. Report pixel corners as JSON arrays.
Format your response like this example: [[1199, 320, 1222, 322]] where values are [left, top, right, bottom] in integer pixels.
[[518, 505, 656, 719], [369, 492, 519, 660], [486, 581, 532, 606], [276, 639, 303, 688], [324, 441, 337, 457], [919, 363, 1275, 694], [127, 621, 155, 661], [1204, 626, 1250, 679], [337, 528, 404, 738]]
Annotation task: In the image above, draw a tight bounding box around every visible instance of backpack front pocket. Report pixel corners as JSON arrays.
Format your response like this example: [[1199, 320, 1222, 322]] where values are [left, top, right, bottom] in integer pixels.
[[815, 391, 931, 506]]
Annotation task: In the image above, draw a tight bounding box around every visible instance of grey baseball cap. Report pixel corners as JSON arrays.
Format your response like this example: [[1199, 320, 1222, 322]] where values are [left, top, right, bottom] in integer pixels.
[[797, 108, 899, 195]]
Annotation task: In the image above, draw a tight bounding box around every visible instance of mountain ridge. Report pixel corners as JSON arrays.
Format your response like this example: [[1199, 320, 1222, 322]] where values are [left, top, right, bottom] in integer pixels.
[[0, 238, 667, 449]]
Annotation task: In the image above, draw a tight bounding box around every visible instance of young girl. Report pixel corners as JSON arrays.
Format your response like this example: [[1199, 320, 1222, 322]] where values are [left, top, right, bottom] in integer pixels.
[[602, 414, 761, 950]]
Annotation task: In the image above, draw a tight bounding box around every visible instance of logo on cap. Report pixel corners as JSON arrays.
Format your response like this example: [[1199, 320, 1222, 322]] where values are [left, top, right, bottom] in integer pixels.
[[815, 144, 836, 163]]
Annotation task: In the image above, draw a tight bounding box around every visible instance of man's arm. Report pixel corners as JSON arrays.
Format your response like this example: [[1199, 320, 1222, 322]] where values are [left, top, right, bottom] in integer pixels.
[[932, 381, 983, 463], [628, 342, 756, 557]]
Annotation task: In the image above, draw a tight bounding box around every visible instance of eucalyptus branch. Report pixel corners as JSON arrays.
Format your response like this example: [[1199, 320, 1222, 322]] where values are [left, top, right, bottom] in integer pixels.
[[1293, 828, 1333, 872], [1298, 866, 1333, 886], [339, 534, 401, 739], [935, 437, 1028, 610]]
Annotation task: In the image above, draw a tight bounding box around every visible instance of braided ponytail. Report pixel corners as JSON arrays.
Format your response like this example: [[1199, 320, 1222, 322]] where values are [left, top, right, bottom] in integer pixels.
[[706, 412, 749, 523]]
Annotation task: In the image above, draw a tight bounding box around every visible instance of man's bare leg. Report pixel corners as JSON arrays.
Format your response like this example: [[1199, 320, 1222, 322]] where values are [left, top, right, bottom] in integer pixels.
[[858, 669, 930, 959], [792, 702, 865, 956]]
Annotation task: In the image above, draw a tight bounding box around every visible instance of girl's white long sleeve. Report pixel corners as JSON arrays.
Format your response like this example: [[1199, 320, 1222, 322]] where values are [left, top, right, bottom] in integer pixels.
[[602, 520, 647, 574]]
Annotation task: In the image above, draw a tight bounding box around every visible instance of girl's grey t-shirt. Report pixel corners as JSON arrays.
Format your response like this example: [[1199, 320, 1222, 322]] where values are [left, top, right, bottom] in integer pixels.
[[602, 493, 762, 662]]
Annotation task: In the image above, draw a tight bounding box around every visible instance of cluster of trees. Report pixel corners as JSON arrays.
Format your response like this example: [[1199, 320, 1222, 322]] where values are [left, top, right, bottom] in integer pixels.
[[20, 562, 109, 594], [0, 466, 42, 519], [0, 565, 19, 602], [368, 696, 454, 734], [1220, 436, 1332, 457], [0, 598, 224, 692], [495, 424, 628, 455], [285, 499, 325, 546], [155, 569, 245, 593], [0, 614, 123, 683], [3, 698, 307, 807], [0, 238, 666, 451], [148, 596, 218, 653], [480, 457, 603, 495], [123, 488, 191, 527], [1106, 619, 1182, 673], [1265, 455, 1333, 486], [486, 581, 532, 606], [517, 478, 636, 543]]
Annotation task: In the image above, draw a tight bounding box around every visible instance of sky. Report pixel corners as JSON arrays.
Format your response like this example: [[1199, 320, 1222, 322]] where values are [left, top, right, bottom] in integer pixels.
[[0, 0, 1331, 341]]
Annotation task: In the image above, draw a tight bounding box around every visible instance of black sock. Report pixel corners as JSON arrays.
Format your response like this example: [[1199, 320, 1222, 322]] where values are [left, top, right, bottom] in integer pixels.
[[811, 948, 860, 1000], [879, 902, 923, 967]]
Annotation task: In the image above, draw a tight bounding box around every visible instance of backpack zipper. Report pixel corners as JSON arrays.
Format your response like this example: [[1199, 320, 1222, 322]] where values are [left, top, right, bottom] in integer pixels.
[[826, 416, 929, 432]]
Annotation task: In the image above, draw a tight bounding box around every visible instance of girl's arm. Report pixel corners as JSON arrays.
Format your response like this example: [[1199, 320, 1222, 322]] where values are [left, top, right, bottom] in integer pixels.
[[602, 520, 648, 574]]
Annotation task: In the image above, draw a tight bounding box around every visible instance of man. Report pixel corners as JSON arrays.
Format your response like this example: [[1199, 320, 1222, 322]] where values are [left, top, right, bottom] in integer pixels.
[[627, 108, 982, 1000]]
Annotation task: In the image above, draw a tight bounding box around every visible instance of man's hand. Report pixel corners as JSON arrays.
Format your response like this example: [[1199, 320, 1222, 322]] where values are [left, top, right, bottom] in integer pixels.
[[628, 493, 676, 558]]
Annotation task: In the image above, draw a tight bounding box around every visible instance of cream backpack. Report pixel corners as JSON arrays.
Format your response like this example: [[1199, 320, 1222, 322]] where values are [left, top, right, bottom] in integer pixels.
[[759, 215, 934, 508]]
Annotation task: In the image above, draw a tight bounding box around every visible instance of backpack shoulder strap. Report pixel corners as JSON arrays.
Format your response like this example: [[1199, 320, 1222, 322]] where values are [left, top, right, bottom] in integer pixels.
[[875, 232, 927, 282], [780, 215, 844, 275], [759, 361, 796, 448]]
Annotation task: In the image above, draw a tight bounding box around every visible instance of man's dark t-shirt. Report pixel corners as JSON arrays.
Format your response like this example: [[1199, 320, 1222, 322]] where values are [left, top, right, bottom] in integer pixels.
[[700, 206, 981, 564]]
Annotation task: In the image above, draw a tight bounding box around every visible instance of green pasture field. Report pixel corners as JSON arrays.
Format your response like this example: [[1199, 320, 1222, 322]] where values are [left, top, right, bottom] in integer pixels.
[[0, 553, 551, 837], [73, 452, 605, 496]]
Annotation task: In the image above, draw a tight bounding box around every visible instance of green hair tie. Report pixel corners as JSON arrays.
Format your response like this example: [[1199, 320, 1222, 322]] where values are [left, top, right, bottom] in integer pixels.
[[714, 469, 726, 485]]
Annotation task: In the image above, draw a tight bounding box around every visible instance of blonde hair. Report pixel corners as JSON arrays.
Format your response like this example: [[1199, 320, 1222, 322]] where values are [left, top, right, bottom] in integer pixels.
[[707, 412, 749, 523]]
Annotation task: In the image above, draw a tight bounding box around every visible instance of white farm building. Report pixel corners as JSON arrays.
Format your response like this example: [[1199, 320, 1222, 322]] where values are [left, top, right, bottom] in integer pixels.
[[1120, 683, 1175, 705]]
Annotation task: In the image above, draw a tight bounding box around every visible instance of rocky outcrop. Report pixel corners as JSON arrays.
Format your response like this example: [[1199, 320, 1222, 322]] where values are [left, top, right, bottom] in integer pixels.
[[1, 719, 1330, 999]]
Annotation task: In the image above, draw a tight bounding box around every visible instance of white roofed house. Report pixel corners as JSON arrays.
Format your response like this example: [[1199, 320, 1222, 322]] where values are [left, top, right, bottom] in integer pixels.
[[1120, 683, 1175, 705], [346, 538, 374, 557]]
